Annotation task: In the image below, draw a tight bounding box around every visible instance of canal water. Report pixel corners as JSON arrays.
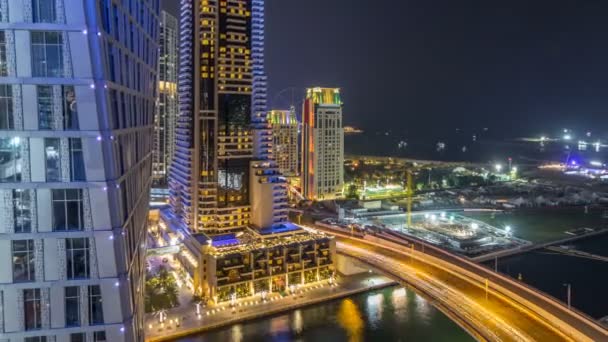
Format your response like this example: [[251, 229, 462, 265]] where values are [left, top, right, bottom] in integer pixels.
[[492, 233, 608, 319], [176, 286, 473, 342]]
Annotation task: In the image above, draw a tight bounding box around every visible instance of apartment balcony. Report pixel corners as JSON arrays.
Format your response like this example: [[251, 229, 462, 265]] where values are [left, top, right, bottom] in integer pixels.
[[287, 264, 302, 272], [270, 265, 285, 273], [254, 269, 268, 278], [302, 258, 314, 265]]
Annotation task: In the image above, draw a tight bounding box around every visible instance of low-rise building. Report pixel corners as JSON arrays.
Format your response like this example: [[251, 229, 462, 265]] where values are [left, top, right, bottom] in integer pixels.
[[162, 210, 335, 303]]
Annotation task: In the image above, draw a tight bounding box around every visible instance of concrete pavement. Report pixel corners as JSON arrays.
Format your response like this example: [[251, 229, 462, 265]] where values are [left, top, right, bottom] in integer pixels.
[[145, 272, 396, 342]]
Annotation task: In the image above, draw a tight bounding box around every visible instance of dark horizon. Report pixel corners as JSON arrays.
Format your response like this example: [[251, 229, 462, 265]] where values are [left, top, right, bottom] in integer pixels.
[[163, 0, 608, 138]]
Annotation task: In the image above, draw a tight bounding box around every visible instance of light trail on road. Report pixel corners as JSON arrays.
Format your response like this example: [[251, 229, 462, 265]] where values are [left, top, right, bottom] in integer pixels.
[[339, 242, 535, 342], [303, 223, 608, 341]]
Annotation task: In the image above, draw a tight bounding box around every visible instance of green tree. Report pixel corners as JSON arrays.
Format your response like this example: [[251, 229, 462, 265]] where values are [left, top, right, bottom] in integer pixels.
[[345, 184, 359, 200], [145, 265, 180, 313]]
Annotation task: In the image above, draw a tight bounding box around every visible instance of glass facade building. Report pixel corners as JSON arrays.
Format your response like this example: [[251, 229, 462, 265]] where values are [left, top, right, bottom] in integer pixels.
[[152, 10, 178, 186], [0, 1, 159, 341], [171, 0, 286, 235], [164, 0, 334, 304]]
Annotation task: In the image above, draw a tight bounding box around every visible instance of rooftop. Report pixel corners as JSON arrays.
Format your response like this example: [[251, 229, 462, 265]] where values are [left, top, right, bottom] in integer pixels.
[[210, 233, 240, 247], [210, 226, 331, 257], [258, 222, 301, 236], [160, 208, 333, 258], [268, 109, 298, 125], [306, 87, 342, 106]]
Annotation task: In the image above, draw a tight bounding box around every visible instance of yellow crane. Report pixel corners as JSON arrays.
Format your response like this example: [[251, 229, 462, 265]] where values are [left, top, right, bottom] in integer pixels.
[[406, 170, 413, 228]]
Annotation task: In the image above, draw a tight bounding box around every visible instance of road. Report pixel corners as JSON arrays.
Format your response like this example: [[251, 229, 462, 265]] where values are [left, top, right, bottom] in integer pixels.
[[314, 226, 608, 342]]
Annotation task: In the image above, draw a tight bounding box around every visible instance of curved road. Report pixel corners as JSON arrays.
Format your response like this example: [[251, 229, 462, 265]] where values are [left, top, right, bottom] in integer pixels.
[[312, 226, 608, 342]]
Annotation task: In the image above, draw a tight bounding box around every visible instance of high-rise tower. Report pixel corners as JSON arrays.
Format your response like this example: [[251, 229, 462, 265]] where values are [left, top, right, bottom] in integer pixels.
[[0, 1, 159, 341], [152, 10, 178, 186], [171, 0, 287, 234], [165, 0, 334, 305], [302, 88, 345, 200], [269, 108, 299, 176]]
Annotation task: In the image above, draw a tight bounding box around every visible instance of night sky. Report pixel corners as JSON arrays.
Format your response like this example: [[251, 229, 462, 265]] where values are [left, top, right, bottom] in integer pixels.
[[162, 1, 608, 138]]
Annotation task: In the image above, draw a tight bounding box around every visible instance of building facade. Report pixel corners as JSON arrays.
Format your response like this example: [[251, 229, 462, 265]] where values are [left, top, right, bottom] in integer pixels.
[[167, 0, 333, 303], [301, 88, 344, 200], [170, 0, 255, 235], [0, 1, 159, 341], [269, 108, 299, 176], [170, 0, 287, 235], [162, 212, 335, 304], [152, 10, 178, 186]]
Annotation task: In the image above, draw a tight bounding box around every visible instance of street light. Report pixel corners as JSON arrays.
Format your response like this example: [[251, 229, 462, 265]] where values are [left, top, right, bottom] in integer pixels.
[[505, 225, 512, 237], [485, 278, 489, 301], [230, 293, 237, 307], [494, 164, 503, 173], [156, 309, 167, 324], [563, 283, 572, 309]]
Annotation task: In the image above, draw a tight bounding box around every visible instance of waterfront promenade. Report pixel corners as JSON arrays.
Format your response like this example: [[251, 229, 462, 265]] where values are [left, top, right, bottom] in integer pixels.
[[145, 272, 396, 342]]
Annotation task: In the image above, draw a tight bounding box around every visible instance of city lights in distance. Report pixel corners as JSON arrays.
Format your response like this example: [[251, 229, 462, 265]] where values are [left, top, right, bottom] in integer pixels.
[[590, 161, 603, 167]]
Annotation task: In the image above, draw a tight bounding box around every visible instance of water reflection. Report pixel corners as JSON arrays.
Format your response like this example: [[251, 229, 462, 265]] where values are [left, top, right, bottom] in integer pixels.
[[414, 291, 432, 321], [292, 309, 303, 335], [229, 324, 242, 342], [337, 299, 364, 342], [365, 293, 384, 328], [391, 287, 408, 322], [179, 286, 473, 342], [269, 315, 290, 336]]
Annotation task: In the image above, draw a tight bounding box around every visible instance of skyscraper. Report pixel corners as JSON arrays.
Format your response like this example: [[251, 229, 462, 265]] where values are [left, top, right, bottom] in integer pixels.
[[167, 0, 333, 303], [269, 108, 299, 176], [302, 88, 345, 200], [152, 10, 178, 186], [171, 0, 285, 234], [0, 1, 159, 341]]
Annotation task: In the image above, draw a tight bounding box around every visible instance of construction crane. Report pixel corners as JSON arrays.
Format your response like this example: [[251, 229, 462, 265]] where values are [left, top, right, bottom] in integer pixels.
[[406, 170, 414, 228]]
